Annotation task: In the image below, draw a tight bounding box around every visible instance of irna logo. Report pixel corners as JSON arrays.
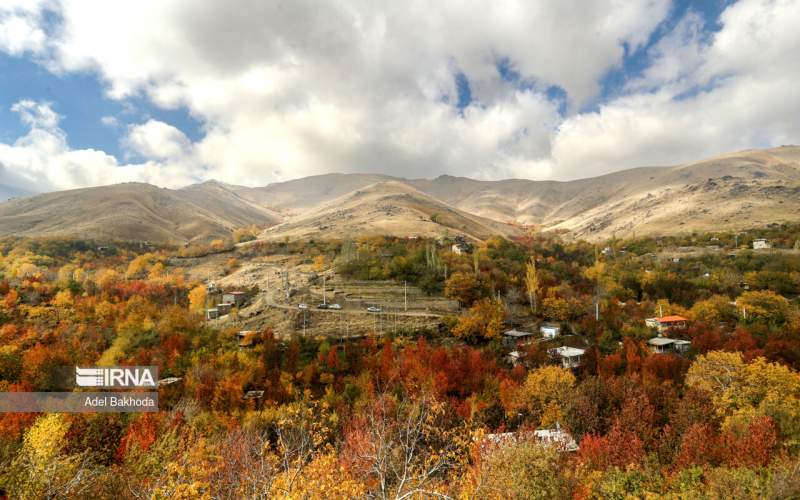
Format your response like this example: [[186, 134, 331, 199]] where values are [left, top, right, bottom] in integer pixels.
[[75, 366, 158, 388]]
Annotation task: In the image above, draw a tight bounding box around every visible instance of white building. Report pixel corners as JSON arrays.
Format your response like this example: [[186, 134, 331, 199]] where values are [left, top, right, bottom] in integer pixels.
[[647, 336, 691, 354], [549, 346, 586, 369], [753, 238, 771, 250], [534, 423, 579, 452], [540, 323, 561, 339], [503, 329, 536, 347]]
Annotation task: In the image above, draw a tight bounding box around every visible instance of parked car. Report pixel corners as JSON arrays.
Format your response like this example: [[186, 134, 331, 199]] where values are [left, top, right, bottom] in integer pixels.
[[367, 306, 381, 313], [298, 303, 308, 310], [328, 303, 342, 310], [317, 303, 328, 309]]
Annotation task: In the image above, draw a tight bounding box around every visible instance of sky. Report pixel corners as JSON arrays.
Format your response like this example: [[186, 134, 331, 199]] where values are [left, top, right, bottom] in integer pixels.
[[0, 0, 798, 194]]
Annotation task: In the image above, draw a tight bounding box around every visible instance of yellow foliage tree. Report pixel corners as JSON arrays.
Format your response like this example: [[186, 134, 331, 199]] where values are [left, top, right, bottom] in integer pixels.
[[737, 290, 793, 325], [52, 290, 73, 309], [452, 298, 506, 341], [6, 414, 88, 498], [690, 295, 737, 323], [94, 268, 119, 290], [687, 351, 800, 441], [126, 253, 154, 279], [524, 256, 541, 313], [272, 452, 366, 497], [148, 262, 165, 281], [188, 285, 208, 312], [515, 365, 576, 426]]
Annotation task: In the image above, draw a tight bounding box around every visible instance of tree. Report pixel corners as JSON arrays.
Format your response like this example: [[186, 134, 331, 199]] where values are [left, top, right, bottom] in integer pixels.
[[52, 289, 73, 309], [464, 437, 567, 499], [451, 298, 506, 342], [515, 365, 576, 426], [148, 262, 165, 280], [188, 285, 207, 312], [3, 414, 96, 497], [342, 394, 469, 499], [541, 289, 570, 322], [687, 351, 800, 442], [737, 290, 793, 326], [444, 272, 480, 307], [524, 256, 541, 313], [690, 295, 737, 323], [125, 253, 154, 279], [313, 255, 326, 272]]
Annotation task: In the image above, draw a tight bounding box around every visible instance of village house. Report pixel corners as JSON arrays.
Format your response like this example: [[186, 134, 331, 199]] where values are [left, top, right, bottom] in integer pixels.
[[549, 346, 585, 369], [502, 329, 537, 347], [753, 238, 771, 250], [216, 302, 233, 315], [533, 423, 579, 452], [647, 335, 692, 354], [206, 308, 219, 320], [223, 291, 248, 307], [505, 350, 524, 367], [645, 315, 689, 333], [484, 423, 578, 453], [540, 322, 561, 339]]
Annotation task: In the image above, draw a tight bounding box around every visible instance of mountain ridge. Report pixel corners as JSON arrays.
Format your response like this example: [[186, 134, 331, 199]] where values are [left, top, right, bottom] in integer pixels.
[[1, 146, 798, 243]]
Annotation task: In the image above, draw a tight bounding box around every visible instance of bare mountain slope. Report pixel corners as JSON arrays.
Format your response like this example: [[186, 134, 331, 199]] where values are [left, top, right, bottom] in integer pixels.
[[0, 146, 797, 243], [0, 182, 281, 244], [257, 181, 522, 241], [233, 173, 395, 215]]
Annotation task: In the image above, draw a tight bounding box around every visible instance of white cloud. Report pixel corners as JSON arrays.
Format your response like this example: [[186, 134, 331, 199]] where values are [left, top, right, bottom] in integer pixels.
[[551, 0, 800, 179], [0, 0, 798, 190], [0, 101, 196, 192], [123, 119, 191, 160], [0, 0, 51, 55], [10, 99, 60, 128], [99, 115, 118, 127]]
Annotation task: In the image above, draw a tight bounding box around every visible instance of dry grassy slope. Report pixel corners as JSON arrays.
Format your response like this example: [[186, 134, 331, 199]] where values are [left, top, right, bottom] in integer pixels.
[[1, 146, 797, 243], [548, 146, 800, 239], [257, 180, 523, 241], [232, 173, 396, 215], [0, 182, 281, 244], [178, 181, 283, 226]]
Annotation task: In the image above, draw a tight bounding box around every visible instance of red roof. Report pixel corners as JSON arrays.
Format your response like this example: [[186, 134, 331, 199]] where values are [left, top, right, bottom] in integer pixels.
[[658, 315, 688, 323]]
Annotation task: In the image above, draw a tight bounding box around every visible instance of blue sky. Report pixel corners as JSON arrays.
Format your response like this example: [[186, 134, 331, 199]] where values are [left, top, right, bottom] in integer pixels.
[[0, 0, 797, 193], [0, 53, 203, 159]]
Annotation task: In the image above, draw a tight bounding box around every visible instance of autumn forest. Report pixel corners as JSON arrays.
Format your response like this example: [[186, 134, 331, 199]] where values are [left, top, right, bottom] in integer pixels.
[[1, 227, 800, 499]]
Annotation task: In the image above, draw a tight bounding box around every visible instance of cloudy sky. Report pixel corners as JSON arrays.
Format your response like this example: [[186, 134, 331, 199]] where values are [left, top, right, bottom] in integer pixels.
[[0, 0, 798, 194]]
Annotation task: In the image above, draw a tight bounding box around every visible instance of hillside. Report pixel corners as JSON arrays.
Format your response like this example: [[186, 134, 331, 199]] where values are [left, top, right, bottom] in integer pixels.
[[256, 181, 523, 242], [246, 146, 800, 240], [232, 173, 395, 215], [0, 182, 281, 244], [0, 146, 798, 243]]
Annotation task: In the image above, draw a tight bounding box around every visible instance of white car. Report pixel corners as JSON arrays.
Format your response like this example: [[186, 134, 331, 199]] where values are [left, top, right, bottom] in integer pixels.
[[328, 303, 342, 310], [366, 306, 381, 313], [298, 303, 308, 310]]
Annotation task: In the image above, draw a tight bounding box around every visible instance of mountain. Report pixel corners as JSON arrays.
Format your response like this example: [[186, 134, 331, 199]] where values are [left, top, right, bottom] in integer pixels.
[[257, 180, 522, 241], [0, 182, 281, 244], [0, 146, 798, 243], [232, 173, 396, 215], [245, 146, 800, 240]]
